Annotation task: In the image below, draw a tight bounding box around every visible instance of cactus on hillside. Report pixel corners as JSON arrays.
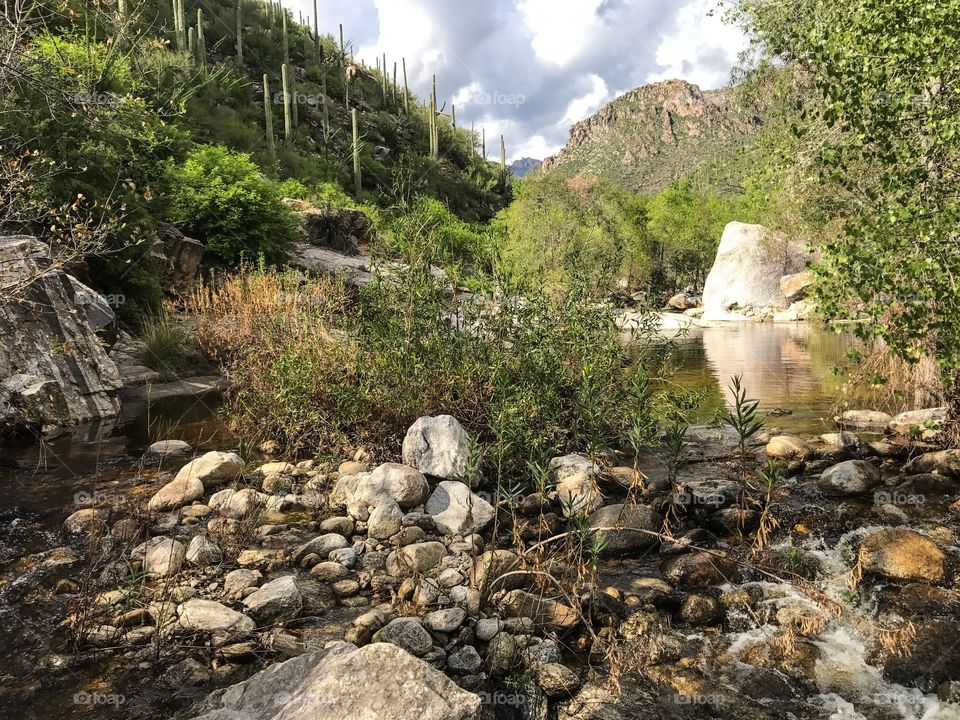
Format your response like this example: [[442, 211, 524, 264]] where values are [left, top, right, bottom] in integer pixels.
[[402, 58, 409, 113], [352, 108, 361, 196], [196, 9, 206, 69], [281, 63, 293, 142], [263, 74, 276, 162], [235, 0, 243, 63]]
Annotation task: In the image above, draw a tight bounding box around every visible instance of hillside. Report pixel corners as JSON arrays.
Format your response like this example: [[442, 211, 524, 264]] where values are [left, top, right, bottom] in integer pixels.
[[542, 79, 763, 194], [508, 157, 542, 178]]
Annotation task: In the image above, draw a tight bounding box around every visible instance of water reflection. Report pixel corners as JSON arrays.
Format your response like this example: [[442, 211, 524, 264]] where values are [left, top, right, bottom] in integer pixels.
[[671, 323, 856, 434]]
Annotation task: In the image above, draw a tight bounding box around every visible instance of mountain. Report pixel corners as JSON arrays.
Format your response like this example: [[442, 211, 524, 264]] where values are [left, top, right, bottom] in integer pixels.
[[541, 79, 763, 194], [509, 157, 543, 179]]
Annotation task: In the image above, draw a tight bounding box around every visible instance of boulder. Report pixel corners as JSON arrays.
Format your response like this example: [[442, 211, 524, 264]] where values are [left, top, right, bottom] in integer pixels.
[[661, 551, 739, 588], [64, 508, 109, 535], [549, 454, 600, 482], [186, 535, 222, 566], [555, 472, 603, 517], [859, 529, 945, 584], [285, 201, 372, 254], [147, 439, 192, 456], [666, 293, 697, 311], [402, 415, 474, 480], [293, 534, 349, 564], [836, 409, 893, 429], [209, 488, 265, 519], [386, 541, 447, 577], [156, 222, 204, 295], [536, 663, 582, 698], [173, 451, 244, 489], [447, 645, 482, 674], [140, 537, 186, 577], [424, 481, 495, 535], [0, 236, 121, 431], [902, 449, 960, 479], [820, 431, 859, 448], [818, 460, 882, 496], [178, 599, 255, 635], [498, 590, 578, 631], [372, 618, 434, 656], [474, 550, 525, 594], [330, 465, 429, 519], [587, 504, 663, 554], [886, 407, 946, 436], [765, 435, 815, 461], [423, 608, 466, 634], [149, 475, 204, 512], [701, 223, 809, 319], [242, 576, 303, 622], [779, 270, 815, 302], [367, 499, 404, 540], [191, 642, 481, 720]]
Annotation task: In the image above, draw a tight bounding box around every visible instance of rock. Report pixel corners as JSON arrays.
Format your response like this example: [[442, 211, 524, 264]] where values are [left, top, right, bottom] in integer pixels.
[[287, 201, 372, 253], [818, 460, 882, 495], [498, 590, 578, 631], [224, 569, 262, 600], [140, 537, 186, 577], [367, 499, 404, 540], [447, 645, 482, 674], [173, 451, 244, 489], [372, 618, 434, 656], [486, 632, 519, 675], [293, 534, 349, 564], [178, 599, 255, 635], [886, 407, 946, 436], [423, 608, 466, 634], [402, 415, 474, 480], [64, 508, 109, 535], [191, 642, 481, 720], [186, 535, 222, 566], [701, 223, 809, 319], [424, 481, 495, 535], [330, 548, 356, 567], [0, 237, 121, 431], [156, 222, 204, 295], [902, 449, 960, 479], [386, 542, 447, 577], [779, 270, 815, 302], [679, 594, 723, 625], [587, 504, 663, 554], [765, 435, 815, 461], [209, 488, 264, 520], [549, 454, 599, 482], [666, 293, 697, 311], [242, 576, 303, 622], [555, 472, 603, 517], [148, 475, 204, 512], [661, 551, 739, 588], [859, 529, 945, 584], [475, 618, 501, 642], [536, 663, 582, 698], [367, 463, 430, 507], [309, 561, 349, 582], [836, 409, 893, 429], [147, 439, 193, 456], [895, 473, 960, 495], [820, 431, 858, 447]]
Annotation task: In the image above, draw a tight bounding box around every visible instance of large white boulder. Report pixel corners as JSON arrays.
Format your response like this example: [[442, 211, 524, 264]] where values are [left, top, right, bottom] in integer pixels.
[[425, 481, 495, 535], [402, 415, 475, 481], [702, 222, 809, 320]]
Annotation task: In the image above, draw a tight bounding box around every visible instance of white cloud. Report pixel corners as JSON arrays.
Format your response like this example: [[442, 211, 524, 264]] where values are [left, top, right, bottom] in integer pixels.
[[517, 0, 604, 66], [560, 74, 610, 126]]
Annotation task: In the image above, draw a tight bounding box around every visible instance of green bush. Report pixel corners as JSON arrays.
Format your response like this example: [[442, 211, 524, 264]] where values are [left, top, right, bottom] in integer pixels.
[[163, 145, 297, 265]]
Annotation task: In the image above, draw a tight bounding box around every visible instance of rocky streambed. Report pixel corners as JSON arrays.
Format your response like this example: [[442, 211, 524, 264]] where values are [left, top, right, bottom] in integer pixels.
[[1, 407, 959, 720]]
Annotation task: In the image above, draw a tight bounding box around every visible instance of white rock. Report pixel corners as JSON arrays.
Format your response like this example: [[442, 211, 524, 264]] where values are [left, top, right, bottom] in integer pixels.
[[424, 481, 495, 535], [548, 454, 599, 482], [367, 499, 404, 540], [148, 475, 203, 512], [555, 472, 603, 517], [140, 537, 186, 577], [178, 599, 255, 634], [402, 415, 475, 481], [147, 440, 192, 456], [242, 575, 303, 622], [186, 535, 222, 566], [209, 488, 265, 520], [173, 451, 244, 489]]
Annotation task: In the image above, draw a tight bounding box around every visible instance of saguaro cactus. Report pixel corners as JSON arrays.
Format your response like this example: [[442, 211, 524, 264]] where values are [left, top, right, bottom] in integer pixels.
[[172, 0, 185, 51], [402, 57, 409, 113], [352, 108, 361, 197], [196, 9, 206, 69], [263, 74, 276, 162], [187, 25, 195, 54], [281, 63, 293, 142], [282, 10, 289, 64], [313, 0, 320, 63], [235, 0, 243, 63]]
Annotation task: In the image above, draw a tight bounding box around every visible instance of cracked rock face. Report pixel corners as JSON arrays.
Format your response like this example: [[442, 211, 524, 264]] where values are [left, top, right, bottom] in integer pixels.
[[0, 236, 121, 431]]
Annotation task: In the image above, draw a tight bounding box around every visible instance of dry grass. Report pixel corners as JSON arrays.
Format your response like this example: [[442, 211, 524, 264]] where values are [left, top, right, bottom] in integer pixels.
[[834, 342, 942, 415]]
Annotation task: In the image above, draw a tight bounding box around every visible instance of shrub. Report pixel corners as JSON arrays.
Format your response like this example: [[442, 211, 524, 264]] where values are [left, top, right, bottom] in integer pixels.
[[163, 145, 297, 265], [136, 313, 199, 380]]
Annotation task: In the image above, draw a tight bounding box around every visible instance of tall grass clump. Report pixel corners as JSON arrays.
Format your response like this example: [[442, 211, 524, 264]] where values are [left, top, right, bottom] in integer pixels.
[[136, 312, 199, 380], [191, 241, 666, 473]]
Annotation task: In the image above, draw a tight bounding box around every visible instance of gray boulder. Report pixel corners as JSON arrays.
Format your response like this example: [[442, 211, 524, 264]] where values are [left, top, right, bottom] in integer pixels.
[[402, 415, 474, 480], [587, 504, 663, 554], [818, 460, 881, 495], [372, 618, 434, 656], [425, 481, 495, 535]]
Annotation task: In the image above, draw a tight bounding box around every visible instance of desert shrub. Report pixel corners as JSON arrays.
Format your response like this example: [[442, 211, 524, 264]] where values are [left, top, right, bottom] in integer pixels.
[[136, 312, 200, 380], [163, 145, 297, 265]]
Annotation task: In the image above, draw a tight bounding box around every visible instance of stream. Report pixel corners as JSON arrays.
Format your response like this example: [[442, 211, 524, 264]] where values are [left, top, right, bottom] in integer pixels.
[[1, 322, 958, 720]]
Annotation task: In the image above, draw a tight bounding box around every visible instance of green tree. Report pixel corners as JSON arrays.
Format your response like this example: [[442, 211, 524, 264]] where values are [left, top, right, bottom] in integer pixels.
[[731, 0, 960, 408]]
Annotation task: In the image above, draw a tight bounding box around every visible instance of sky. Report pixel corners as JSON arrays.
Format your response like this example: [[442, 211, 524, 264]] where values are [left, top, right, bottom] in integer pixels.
[[285, 0, 749, 162]]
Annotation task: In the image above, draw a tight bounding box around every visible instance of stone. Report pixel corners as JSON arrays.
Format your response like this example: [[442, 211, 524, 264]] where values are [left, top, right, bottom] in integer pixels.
[[679, 594, 723, 625], [701, 223, 809, 319], [661, 551, 739, 588], [367, 499, 404, 540], [555, 472, 603, 517], [475, 618, 501, 642], [447, 645, 482, 674], [329, 548, 356, 567], [536, 663, 582, 698], [149, 475, 204, 512], [309, 561, 349, 582], [549, 454, 599, 482], [860, 529, 945, 584], [425, 481, 495, 535], [391, 526, 427, 546], [186, 535, 222, 566], [0, 237, 121, 430], [209, 488, 265, 520], [157, 222, 204, 294], [242, 576, 302, 622], [818, 460, 882, 495], [372, 618, 434, 656], [367, 463, 430, 507], [64, 508, 109, 535], [402, 415, 474, 480], [666, 293, 697, 310], [174, 451, 244, 490], [191, 641, 481, 720], [474, 550, 525, 594], [423, 608, 466, 634], [293, 534, 349, 563], [140, 537, 186, 577], [820, 431, 859, 447], [587, 504, 663, 554], [836, 409, 893, 429], [147, 439, 192, 456], [523, 639, 561, 667], [224, 569, 261, 600], [886, 407, 946, 436], [319, 516, 354, 536], [486, 632, 519, 675], [178, 599, 255, 635], [386, 542, 447, 577], [765, 435, 815, 461], [779, 270, 815, 302], [902, 449, 960, 479], [498, 590, 578, 631]]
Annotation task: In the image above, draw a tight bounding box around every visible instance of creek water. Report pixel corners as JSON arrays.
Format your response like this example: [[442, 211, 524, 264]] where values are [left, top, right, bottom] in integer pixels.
[[1, 322, 957, 720]]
